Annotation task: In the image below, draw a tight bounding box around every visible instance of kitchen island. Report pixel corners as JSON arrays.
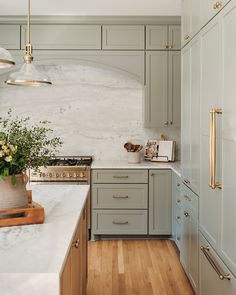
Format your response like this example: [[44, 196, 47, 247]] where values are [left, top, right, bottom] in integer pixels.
[[0, 185, 89, 295]]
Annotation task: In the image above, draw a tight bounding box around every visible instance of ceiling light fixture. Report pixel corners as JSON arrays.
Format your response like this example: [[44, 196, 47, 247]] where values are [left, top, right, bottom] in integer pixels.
[[0, 47, 15, 69], [5, 0, 52, 86]]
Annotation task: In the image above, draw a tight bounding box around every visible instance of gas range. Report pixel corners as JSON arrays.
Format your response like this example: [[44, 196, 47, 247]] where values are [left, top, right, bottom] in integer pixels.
[[29, 156, 93, 184]]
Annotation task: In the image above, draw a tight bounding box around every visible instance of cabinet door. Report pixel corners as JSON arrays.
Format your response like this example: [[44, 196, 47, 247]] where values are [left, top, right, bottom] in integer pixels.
[[149, 170, 172, 235], [146, 25, 168, 50], [168, 51, 181, 127], [61, 249, 72, 295], [145, 51, 168, 127], [181, 46, 191, 184], [200, 17, 222, 250], [168, 25, 181, 50], [219, 0, 236, 277]]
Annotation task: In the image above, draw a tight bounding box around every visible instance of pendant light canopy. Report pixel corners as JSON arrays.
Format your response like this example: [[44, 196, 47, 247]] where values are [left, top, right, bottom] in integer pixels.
[[0, 47, 15, 69], [5, 0, 52, 86]]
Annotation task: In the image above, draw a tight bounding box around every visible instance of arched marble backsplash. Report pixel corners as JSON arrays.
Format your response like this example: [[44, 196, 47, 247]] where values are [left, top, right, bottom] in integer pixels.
[[0, 63, 180, 160]]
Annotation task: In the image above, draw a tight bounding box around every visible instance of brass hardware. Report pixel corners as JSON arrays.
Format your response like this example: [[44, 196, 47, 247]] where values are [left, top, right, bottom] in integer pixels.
[[112, 195, 129, 199], [150, 173, 155, 176], [72, 239, 80, 248], [183, 179, 190, 184], [164, 121, 169, 126], [200, 246, 231, 280], [166, 45, 170, 49], [170, 121, 173, 125], [213, 1, 223, 9], [177, 216, 181, 220], [209, 108, 222, 189], [184, 35, 190, 40], [112, 221, 129, 225], [184, 211, 190, 217], [0, 59, 15, 66], [113, 175, 129, 179]]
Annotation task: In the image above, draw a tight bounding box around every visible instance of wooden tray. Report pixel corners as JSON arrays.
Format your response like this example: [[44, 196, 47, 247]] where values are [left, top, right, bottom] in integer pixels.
[[0, 191, 45, 227]]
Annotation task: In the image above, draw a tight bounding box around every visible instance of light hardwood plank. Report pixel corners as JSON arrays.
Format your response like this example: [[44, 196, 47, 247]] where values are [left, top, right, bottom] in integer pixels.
[[87, 240, 194, 295]]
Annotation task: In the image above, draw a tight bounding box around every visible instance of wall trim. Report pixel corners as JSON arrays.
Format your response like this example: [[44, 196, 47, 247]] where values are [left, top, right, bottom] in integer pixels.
[[0, 15, 181, 25]]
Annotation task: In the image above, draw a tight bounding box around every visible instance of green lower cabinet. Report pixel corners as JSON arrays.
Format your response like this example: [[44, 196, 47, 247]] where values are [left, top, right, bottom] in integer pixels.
[[149, 170, 172, 235]]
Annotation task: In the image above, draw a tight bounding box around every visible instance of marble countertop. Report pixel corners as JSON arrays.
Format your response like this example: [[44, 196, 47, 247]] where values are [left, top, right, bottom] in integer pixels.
[[92, 160, 181, 177], [0, 185, 89, 295]]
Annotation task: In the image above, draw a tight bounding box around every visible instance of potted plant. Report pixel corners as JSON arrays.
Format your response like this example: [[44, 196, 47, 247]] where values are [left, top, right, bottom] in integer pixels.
[[0, 110, 62, 210]]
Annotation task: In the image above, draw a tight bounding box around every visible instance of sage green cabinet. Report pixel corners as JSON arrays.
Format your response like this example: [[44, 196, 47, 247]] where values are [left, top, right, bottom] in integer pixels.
[[145, 50, 180, 127], [180, 184, 199, 294], [102, 25, 145, 50], [172, 172, 182, 250], [21, 25, 102, 50], [0, 25, 20, 49], [146, 25, 181, 50], [149, 170, 172, 235]]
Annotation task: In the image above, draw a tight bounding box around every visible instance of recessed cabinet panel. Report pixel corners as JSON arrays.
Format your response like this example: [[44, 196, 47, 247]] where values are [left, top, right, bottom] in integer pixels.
[[145, 51, 168, 127], [102, 25, 145, 50], [168, 25, 181, 50], [0, 25, 20, 49], [21, 25, 102, 49], [146, 25, 168, 50]]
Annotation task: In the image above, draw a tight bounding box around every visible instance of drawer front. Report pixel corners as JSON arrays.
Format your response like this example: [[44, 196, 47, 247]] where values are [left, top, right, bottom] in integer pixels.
[[175, 204, 182, 225], [92, 184, 148, 209], [92, 210, 148, 234], [102, 25, 145, 50], [200, 233, 236, 295], [21, 25, 101, 49], [92, 169, 148, 184], [0, 25, 20, 49], [182, 183, 198, 218], [146, 25, 168, 50]]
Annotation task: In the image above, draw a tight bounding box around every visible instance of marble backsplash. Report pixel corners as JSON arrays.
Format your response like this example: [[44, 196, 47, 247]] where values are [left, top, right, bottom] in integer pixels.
[[0, 63, 180, 160]]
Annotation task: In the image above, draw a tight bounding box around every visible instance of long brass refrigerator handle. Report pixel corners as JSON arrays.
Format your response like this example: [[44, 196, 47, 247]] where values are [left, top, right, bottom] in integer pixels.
[[209, 108, 222, 190], [200, 246, 231, 280]]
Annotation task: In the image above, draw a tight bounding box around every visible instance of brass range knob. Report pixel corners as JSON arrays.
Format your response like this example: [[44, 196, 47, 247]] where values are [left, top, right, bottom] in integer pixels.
[[79, 172, 85, 178]]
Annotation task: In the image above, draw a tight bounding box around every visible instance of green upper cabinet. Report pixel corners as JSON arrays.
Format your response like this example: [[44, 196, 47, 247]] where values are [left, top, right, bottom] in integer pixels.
[[145, 50, 181, 127], [146, 25, 181, 50], [21, 25, 102, 50], [102, 25, 145, 50], [0, 25, 20, 49], [149, 170, 172, 235]]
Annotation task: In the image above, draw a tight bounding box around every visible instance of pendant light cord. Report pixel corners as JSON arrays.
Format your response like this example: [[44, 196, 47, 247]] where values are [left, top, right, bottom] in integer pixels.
[[27, 0, 31, 44]]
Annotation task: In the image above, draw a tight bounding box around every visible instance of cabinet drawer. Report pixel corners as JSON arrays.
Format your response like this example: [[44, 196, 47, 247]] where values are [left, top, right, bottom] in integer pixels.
[[92, 169, 148, 184], [182, 183, 198, 218], [92, 184, 148, 209], [21, 25, 101, 49], [92, 210, 147, 234], [200, 233, 236, 295], [102, 25, 145, 50], [146, 25, 168, 50], [0, 25, 20, 49]]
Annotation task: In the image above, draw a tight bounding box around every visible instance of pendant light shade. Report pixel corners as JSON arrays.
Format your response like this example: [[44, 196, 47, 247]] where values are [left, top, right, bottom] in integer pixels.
[[0, 47, 15, 69], [5, 0, 52, 86]]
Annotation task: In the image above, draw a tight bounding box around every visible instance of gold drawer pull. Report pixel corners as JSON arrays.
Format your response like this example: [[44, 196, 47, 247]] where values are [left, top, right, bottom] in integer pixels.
[[184, 211, 190, 217], [200, 246, 231, 280], [184, 179, 190, 184], [113, 175, 129, 179], [209, 109, 222, 189], [213, 1, 222, 9], [184, 34, 190, 40], [112, 195, 129, 199], [112, 221, 129, 225], [72, 239, 80, 248]]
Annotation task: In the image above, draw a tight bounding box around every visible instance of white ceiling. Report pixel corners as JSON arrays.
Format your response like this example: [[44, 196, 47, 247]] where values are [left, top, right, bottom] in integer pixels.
[[0, 0, 181, 16]]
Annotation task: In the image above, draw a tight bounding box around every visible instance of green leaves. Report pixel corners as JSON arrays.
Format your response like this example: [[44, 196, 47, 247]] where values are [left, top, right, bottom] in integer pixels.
[[0, 109, 62, 179], [12, 174, 17, 187]]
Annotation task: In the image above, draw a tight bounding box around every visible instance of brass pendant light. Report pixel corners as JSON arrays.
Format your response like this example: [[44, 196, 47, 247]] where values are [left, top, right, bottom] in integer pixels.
[[0, 47, 15, 69], [5, 0, 52, 86]]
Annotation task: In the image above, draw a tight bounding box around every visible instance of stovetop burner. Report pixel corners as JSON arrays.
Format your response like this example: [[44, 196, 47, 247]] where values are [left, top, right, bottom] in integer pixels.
[[47, 156, 93, 167]]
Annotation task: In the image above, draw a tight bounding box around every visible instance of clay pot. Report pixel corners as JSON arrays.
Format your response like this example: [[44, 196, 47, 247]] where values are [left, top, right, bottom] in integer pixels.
[[127, 152, 141, 164], [0, 174, 28, 210]]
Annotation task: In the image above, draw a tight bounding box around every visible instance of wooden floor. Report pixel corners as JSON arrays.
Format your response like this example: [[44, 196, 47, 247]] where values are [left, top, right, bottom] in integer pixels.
[[87, 240, 194, 295]]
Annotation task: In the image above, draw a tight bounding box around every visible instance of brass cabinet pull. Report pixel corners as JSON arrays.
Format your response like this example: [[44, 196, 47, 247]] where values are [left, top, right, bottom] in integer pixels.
[[113, 175, 129, 179], [72, 239, 80, 248], [184, 211, 190, 217], [166, 45, 170, 49], [184, 34, 190, 40], [200, 246, 231, 280], [164, 121, 169, 126], [213, 1, 222, 9], [183, 179, 190, 184], [112, 221, 129, 225], [209, 108, 222, 189], [112, 195, 129, 199]]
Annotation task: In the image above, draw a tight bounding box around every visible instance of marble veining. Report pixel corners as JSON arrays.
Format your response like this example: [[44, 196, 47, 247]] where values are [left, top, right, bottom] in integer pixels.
[[0, 63, 180, 160]]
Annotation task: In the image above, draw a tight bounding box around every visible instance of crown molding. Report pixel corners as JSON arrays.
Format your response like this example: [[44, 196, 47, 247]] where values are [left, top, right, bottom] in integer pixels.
[[0, 15, 181, 25]]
